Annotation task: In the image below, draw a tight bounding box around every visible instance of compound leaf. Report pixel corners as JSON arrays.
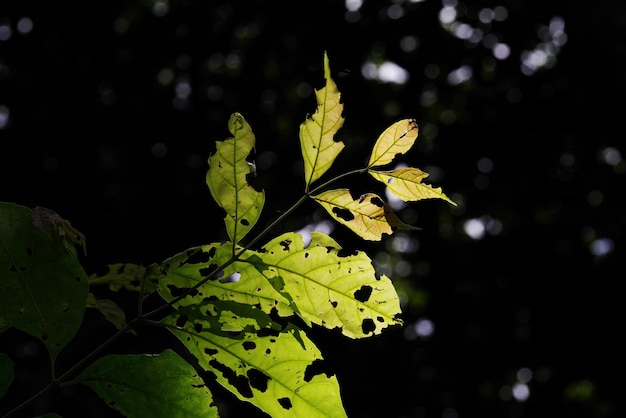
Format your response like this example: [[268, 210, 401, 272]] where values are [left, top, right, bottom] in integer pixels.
[[247, 232, 403, 338], [78, 349, 216, 418], [312, 189, 392, 241], [207, 112, 265, 244], [0, 202, 88, 361], [166, 306, 347, 418], [300, 51, 345, 190], [367, 118, 419, 168], [369, 167, 456, 205]]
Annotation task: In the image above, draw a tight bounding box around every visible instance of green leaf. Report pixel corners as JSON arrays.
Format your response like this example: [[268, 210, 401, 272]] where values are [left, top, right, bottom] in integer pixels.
[[247, 232, 403, 338], [0, 353, 14, 398], [367, 118, 419, 168], [88, 263, 147, 292], [369, 167, 457, 205], [156, 243, 294, 318], [86, 293, 132, 333], [78, 349, 217, 418], [31, 206, 87, 257], [299, 51, 345, 190], [206, 112, 265, 244], [0, 202, 88, 361], [312, 189, 392, 241], [166, 305, 348, 418]]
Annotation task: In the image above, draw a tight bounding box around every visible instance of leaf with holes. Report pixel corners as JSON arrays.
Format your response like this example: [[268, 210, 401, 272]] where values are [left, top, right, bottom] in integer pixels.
[[312, 189, 393, 241], [300, 51, 345, 190], [206, 112, 265, 244], [155, 242, 295, 319], [165, 304, 347, 418], [367, 118, 419, 168], [244, 232, 403, 338], [0, 202, 88, 361], [78, 349, 217, 418], [369, 167, 456, 205]]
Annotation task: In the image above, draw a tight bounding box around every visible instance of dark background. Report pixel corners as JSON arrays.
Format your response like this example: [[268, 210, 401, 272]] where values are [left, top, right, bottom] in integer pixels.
[[1, 1, 625, 417]]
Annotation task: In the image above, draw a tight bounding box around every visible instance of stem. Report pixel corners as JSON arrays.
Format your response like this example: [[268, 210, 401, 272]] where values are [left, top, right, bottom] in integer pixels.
[[2, 167, 369, 418]]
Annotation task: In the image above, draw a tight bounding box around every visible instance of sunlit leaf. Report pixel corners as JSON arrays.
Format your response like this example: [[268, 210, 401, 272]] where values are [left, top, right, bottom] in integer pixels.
[[367, 118, 419, 168], [246, 232, 403, 338], [79, 349, 216, 418], [155, 243, 294, 318], [0, 353, 14, 398], [312, 189, 392, 241], [166, 305, 347, 418], [206, 112, 265, 244], [0, 202, 88, 361], [369, 167, 456, 205], [299, 51, 345, 190]]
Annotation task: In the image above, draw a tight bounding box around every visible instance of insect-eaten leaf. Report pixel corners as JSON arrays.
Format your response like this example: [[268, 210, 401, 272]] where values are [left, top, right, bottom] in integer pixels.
[[247, 232, 404, 338], [88, 263, 149, 293], [368, 118, 419, 168], [300, 51, 345, 190], [165, 306, 348, 418], [31, 206, 87, 257], [369, 167, 457, 205], [312, 189, 393, 241], [206, 112, 265, 244]]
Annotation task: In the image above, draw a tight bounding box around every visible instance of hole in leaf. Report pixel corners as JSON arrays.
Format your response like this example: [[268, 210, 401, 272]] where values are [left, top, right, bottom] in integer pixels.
[[194, 322, 203, 333], [361, 318, 376, 334], [370, 196, 384, 207], [279, 239, 291, 251], [353, 285, 373, 302], [26, 247, 32, 256], [242, 341, 256, 351], [278, 397, 292, 410], [176, 314, 189, 327], [247, 368, 270, 392], [186, 248, 214, 264], [167, 284, 199, 298], [304, 359, 334, 382], [240, 218, 250, 226], [220, 272, 240, 283], [332, 207, 355, 221], [204, 347, 218, 356], [209, 359, 252, 398]]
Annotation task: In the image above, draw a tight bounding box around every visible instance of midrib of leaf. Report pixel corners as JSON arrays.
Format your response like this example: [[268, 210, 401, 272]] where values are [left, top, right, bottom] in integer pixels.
[[308, 86, 331, 187], [243, 256, 392, 320]]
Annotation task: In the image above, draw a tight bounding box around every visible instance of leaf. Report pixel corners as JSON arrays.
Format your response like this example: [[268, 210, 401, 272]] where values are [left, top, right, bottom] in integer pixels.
[[88, 263, 148, 292], [31, 206, 87, 257], [78, 349, 216, 418], [248, 232, 403, 338], [312, 189, 392, 241], [166, 306, 348, 418], [0, 353, 14, 398], [86, 293, 132, 333], [369, 167, 457, 205], [155, 243, 295, 319], [367, 118, 419, 168], [206, 112, 265, 244], [299, 51, 345, 190], [382, 203, 421, 231], [0, 202, 88, 361]]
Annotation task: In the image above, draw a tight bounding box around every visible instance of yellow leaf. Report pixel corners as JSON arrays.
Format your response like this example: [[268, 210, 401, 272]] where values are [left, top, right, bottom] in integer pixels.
[[368, 118, 419, 168], [312, 189, 392, 241], [369, 167, 457, 205], [206, 113, 265, 244], [299, 52, 345, 190]]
